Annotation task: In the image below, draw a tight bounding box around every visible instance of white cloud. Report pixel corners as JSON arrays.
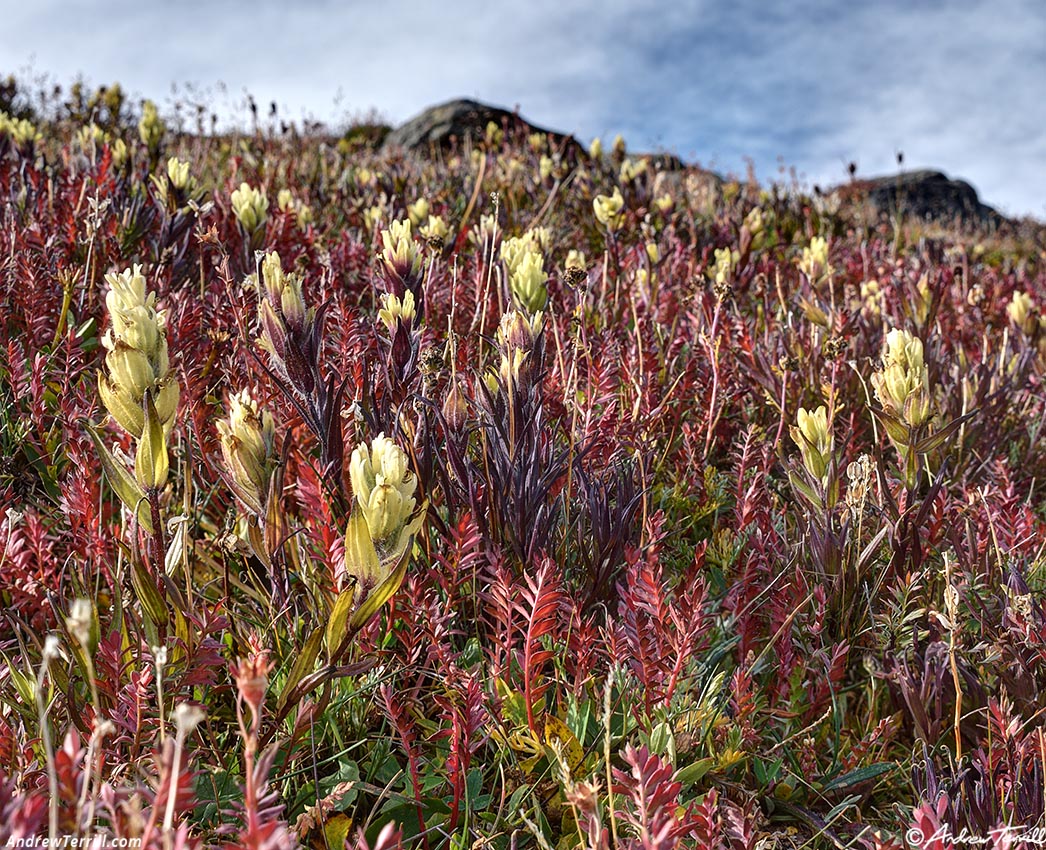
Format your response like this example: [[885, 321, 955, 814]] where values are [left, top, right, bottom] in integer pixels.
[[3, 0, 1043, 216]]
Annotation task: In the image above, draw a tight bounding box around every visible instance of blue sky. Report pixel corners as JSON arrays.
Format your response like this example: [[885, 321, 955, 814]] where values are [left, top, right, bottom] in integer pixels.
[[4, 0, 1045, 218]]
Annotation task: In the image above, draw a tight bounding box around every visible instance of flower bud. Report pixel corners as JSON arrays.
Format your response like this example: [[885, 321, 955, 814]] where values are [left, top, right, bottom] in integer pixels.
[[799, 236, 830, 281], [407, 198, 430, 227], [485, 121, 504, 147], [619, 157, 646, 184], [99, 265, 179, 438], [217, 389, 276, 517], [565, 249, 587, 271], [497, 309, 543, 353], [509, 250, 548, 314], [493, 309, 544, 391], [110, 138, 129, 169], [167, 157, 191, 191], [655, 194, 674, 215], [593, 188, 625, 231], [790, 405, 833, 481], [230, 635, 272, 721], [871, 328, 931, 428], [138, 100, 165, 153], [442, 381, 468, 432], [0, 112, 40, 149], [713, 247, 738, 285], [231, 182, 268, 234], [469, 213, 500, 251], [349, 434, 418, 550], [364, 205, 383, 230], [500, 234, 536, 275], [745, 207, 765, 237], [67, 598, 98, 656], [419, 215, 450, 248], [76, 123, 108, 153], [378, 291, 417, 334], [1008, 291, 1038, 336], [380, 219, 424, 297], [255, 252, 319, 398]]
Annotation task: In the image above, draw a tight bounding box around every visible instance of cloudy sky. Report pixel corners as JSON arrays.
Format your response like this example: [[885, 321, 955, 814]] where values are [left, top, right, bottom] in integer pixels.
[[4, 0, 1045, 218]]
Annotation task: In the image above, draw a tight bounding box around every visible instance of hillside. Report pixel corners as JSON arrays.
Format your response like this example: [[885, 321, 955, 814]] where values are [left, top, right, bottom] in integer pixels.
[[2, 93, 1046, 849]]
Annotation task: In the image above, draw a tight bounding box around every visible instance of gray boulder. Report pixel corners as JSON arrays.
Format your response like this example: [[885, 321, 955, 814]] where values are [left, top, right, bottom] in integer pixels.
[[833, 170, 1002, 225], [382, 98, 584, 157]]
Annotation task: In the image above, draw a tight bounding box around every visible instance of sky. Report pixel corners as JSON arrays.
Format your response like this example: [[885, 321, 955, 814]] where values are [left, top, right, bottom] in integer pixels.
[[3, 0, 1045, 219]]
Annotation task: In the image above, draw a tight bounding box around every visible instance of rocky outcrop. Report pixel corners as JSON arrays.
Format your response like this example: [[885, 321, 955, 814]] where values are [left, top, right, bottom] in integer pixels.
[[831, 170, 1002, 225], [382, 98, 584, 157]]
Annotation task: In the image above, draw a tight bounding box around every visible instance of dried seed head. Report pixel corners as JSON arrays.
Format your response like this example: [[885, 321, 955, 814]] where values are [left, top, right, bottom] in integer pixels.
[[823, 335, 847, 360], [565, 265, 588, 289], [712, 277, 732, 301]]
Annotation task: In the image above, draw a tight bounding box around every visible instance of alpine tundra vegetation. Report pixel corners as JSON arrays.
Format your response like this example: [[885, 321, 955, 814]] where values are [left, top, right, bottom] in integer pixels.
[[1, 83, 1046, 850]]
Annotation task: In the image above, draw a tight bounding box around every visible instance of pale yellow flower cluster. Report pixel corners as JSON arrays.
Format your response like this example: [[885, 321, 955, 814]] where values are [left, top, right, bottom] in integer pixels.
[[217, 390, 276, 517], [231, 183, 269, 234], [791, 405, 833, 481], [501, 233, 549, 314], [350, 434, 418, 550], [380, 220, 424, 281], [593, 188, 625, 231], [872, 329, 931, 430], [98, 266, 179, 439], [378, 291, 417, 333], [0, 111, 40, 147]]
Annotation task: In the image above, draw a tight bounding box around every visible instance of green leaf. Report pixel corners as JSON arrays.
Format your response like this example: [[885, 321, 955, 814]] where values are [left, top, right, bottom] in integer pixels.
[[349, 544, 411, 631], [325, 586, 357, 663], [787, 469, 819, 507], [135, 391, 168, 491], [675, 757, 715, 786], [85, 423, 152, 532], [279, 626, 324, 711], [648, 721, 674, 759], [343, 509, 383, 592], [819, 762, 894, 793], [130, 557, 168, 632], [911, 410, 977, 454]]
